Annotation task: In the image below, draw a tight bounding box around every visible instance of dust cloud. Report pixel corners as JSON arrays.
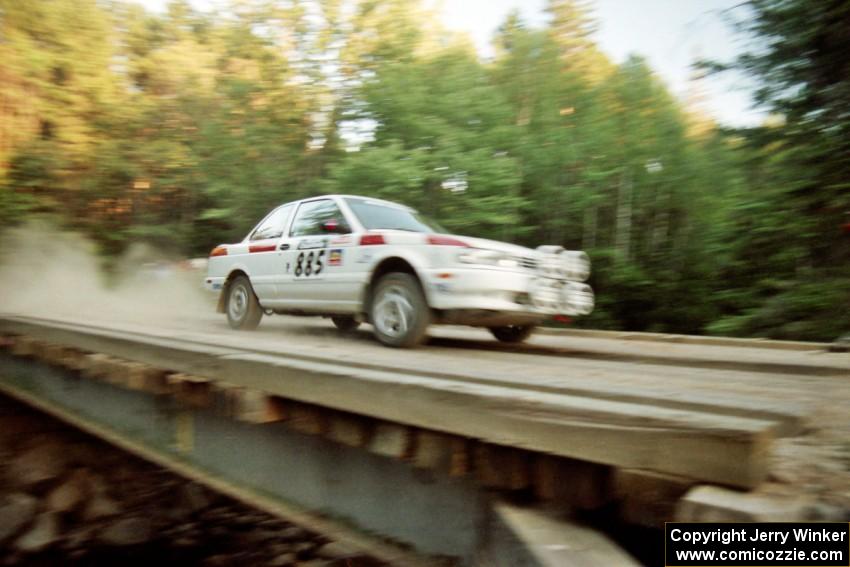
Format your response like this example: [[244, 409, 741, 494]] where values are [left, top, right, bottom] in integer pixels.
[[0, 223, 215, 327]]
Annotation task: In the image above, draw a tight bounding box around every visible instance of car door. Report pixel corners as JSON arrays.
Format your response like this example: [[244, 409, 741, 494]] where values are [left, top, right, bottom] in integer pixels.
[[242, 204, 294, 302], [281, 198, 358, 309]]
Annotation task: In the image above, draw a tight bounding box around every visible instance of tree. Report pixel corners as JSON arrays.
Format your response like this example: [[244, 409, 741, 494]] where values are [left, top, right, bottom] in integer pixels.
[[704, 0, 850, 340], [0, 0, 120, 225], [329, 42, 525, 241]]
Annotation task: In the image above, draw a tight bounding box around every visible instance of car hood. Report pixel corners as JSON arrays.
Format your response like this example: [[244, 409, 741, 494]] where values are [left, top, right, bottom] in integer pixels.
[[453, 235, 536, 257]]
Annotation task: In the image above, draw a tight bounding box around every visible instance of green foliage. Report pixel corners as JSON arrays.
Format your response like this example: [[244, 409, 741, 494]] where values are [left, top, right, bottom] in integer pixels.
[[699, 0, 850, 340], [327, 44, 527, 241]]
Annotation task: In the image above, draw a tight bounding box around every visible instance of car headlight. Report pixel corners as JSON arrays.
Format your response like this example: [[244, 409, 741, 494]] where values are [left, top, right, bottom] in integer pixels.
[[458, 249, 516, 267], [497, 257, 519, 268]]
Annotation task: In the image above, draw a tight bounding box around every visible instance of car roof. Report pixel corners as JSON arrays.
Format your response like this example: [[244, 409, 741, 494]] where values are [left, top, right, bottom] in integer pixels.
[[296, 194, 413, 211]]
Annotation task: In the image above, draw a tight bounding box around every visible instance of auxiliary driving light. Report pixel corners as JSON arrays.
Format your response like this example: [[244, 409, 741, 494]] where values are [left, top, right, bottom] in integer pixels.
[[560, 250, 591, 282], [561, 281, 594, 316]]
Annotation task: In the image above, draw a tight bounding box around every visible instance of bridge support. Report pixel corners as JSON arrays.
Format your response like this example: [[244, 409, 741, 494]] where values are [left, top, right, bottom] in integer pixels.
[[0, 348, 640, 566]]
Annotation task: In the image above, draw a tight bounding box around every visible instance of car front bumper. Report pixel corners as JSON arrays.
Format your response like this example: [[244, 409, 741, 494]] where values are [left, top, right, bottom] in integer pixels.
[[421, 267, 593, 318]]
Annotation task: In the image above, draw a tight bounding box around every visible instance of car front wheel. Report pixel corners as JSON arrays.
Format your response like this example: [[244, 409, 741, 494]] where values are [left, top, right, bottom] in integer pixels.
[[489, 324, 536, 343], [370, 273, 430, 348], [226, 275, 263, 330]]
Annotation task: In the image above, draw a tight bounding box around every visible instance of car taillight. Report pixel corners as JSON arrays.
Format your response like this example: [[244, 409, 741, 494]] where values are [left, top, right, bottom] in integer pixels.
[[359, 233, 386, 246], [427, 235, 468, 247], [210, 246, 228, 257]]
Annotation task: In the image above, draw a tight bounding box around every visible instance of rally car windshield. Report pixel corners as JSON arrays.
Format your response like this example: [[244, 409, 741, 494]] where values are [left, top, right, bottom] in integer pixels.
[[345, 198, 445, 233]]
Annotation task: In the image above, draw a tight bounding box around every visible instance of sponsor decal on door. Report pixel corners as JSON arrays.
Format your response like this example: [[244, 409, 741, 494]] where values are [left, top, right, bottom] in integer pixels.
[[328, 249, 343, 266]]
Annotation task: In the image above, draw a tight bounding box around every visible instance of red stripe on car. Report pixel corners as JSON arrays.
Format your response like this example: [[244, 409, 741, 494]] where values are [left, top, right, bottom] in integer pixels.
[[249, 244, 276, 253], [359, 233, 386, 246], [427, 235, 469, 247]]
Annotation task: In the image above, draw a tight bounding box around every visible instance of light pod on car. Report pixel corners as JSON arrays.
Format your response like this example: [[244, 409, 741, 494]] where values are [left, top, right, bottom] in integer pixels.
[[529, 278, 562, 312], [560, 250, 590, 282], [535, 245, 565, 278], [561, 282, 595, 316]]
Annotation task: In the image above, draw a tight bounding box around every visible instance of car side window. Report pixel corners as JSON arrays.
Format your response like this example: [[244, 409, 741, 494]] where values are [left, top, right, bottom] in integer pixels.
[[290, 200, 351, 237], [251, 205, 293, 241]]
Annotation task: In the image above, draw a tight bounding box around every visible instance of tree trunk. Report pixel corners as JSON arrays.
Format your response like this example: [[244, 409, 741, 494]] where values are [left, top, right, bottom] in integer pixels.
[[615, 169, 632, 260], [583, 202, 597, 250]]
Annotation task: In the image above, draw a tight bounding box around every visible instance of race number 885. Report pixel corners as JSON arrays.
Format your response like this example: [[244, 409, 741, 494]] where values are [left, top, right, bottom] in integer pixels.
[[295, 250, 325, 277]]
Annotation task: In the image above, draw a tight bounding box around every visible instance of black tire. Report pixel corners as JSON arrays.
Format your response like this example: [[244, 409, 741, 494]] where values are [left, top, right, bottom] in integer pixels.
[[489, 324, 536, 343], [331, 316, 360, 333], [225, 275, 263, 330], [370, 273, 430, 348]]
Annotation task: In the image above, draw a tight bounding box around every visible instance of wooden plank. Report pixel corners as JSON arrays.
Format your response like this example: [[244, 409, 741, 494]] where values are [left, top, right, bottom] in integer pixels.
[[0, 334, 14, 351], [167, 373, 212, 408], [485, 502, 641, 567], [222, 387, 285, 424], [369, 423, 411, 459], [10, 335, 38, 357], [676, 485, 812, 522], [613, 469, 694, 527], [215, 352, 776, 488], [42, 343, 69, 366], [141, 368, 170, 395], [30, 339, 52, 360], [538, 327, 831, 352], [263, 395, 288, 423], [534, 456, 611, 511], [105, 358, 136, 388], [474, 445, 531, 491], [210, 381, 240, 418], [0, 317, 780, 488], [80, 353, 112, 381], [328, 412, 371, 448], [412, 430, 454, 472], [449, 437, 472, 477], [124, 362, 157, 391], [288, 402, 326, 436], [240, 388, 273, 422], [48, 344, 86, 371]]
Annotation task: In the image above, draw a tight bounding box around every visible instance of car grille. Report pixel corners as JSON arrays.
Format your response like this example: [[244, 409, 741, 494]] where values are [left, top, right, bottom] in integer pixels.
[[520, 256, 538, 270]]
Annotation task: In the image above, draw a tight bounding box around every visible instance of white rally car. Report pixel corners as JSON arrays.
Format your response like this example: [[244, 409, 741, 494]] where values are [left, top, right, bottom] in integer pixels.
[[205, 195, 593, 347]]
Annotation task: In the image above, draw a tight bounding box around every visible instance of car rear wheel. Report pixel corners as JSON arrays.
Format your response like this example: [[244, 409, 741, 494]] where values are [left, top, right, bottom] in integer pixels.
[[226, 275, 263, 330], [331, 316, 360, 333], [489, 324, 536, 343], [370, 273, 430, 348]]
